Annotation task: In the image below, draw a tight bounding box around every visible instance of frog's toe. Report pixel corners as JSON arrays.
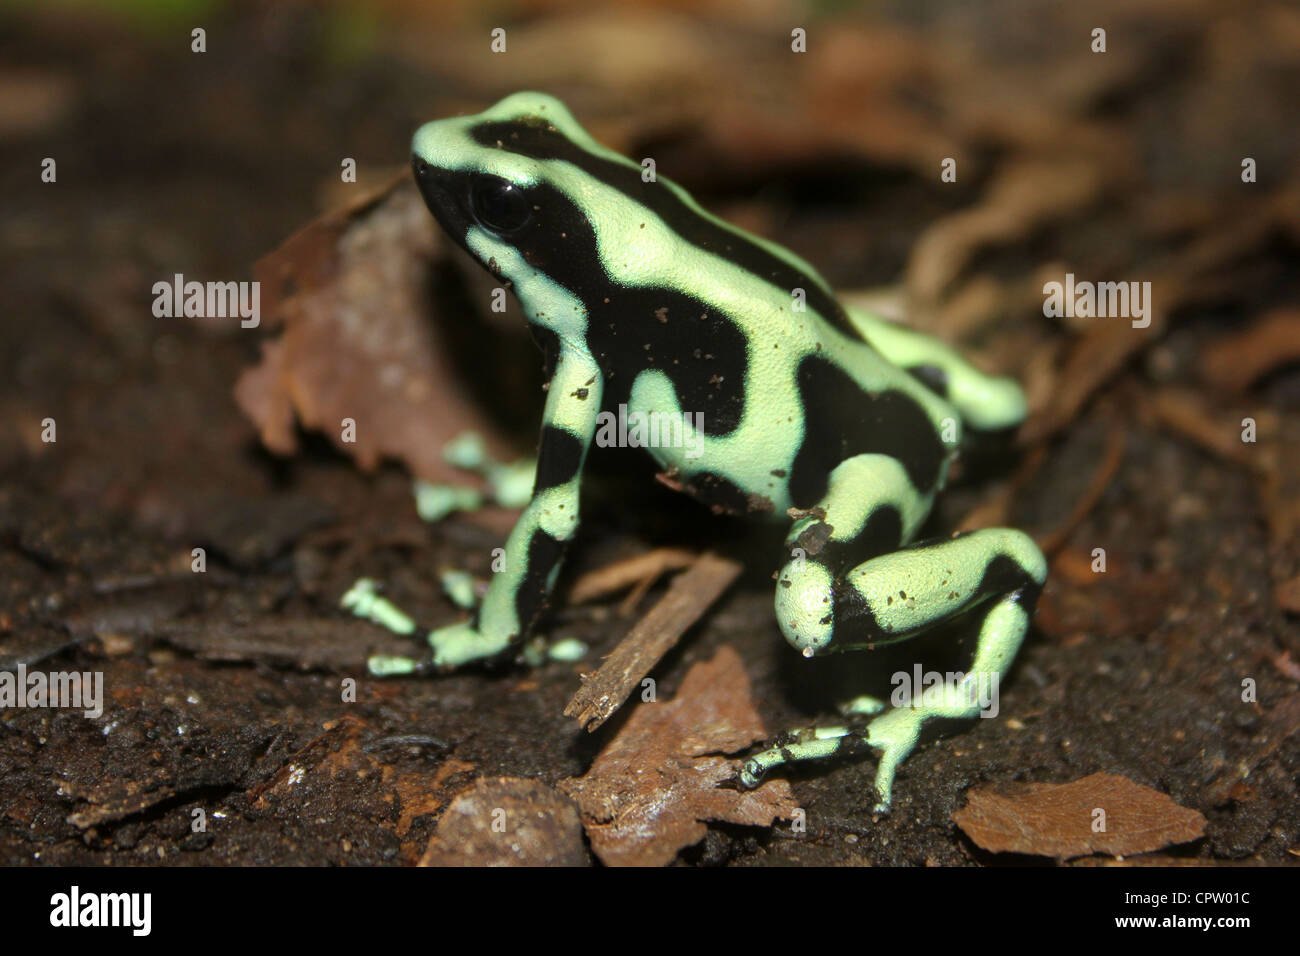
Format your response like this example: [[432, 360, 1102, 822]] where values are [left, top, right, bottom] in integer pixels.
[[738, 758, 765, 790], [427, 620, 510, 669], [839, 694, 886, 717], [367, 653, 431, 677]]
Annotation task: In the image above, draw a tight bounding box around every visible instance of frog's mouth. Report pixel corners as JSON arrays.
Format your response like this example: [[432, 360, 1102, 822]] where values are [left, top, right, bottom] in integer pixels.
[[412, 156, 472, 246]]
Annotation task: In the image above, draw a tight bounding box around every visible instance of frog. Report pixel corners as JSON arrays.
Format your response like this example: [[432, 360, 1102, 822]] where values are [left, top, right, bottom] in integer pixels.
[[345, 91, 1047, 812]]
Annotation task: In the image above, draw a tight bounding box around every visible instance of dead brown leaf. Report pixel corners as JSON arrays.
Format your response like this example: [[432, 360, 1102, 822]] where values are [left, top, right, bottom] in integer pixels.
[[953, 772, 1206, 860], [560, 645, 797, 867], [235, 177, 513, 485]]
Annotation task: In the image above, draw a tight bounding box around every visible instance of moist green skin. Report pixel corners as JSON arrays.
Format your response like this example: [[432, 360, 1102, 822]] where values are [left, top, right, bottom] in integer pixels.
[[357, 92, 1047, 811]]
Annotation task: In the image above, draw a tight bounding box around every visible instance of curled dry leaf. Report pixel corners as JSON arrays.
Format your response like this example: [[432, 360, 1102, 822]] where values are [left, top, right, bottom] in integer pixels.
[[952, 772, 1206, 860], [234, 177, 512, 485], [560, 645, 797, 867]]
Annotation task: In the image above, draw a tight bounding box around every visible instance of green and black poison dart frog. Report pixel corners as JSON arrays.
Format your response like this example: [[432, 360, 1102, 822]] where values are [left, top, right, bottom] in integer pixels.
[[345, 92, 1047, 811]]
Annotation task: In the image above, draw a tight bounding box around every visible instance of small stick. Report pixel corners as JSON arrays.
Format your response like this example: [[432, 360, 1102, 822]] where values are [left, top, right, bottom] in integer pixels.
[[1147, 387, 1260, 472], [567, 547, 697, 604], [564, 552, 742, 732]]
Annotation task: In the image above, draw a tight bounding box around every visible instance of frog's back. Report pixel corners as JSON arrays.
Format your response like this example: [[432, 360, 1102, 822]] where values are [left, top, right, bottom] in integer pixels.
[[416, 93, 956, 511]]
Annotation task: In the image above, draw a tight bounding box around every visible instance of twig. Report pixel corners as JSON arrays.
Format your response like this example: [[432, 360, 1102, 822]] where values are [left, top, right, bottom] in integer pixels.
[[564, 552, 742, 732], [1146, 387, 1259, 472], [1199, 308, 1300, 394], [567, 547, 697, 604]]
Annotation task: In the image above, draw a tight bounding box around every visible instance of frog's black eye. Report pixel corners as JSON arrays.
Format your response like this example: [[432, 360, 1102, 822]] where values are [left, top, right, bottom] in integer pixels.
[[470, 176, 532, 234]]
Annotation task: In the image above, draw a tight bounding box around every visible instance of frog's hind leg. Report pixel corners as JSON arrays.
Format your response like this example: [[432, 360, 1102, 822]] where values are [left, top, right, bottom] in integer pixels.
[[774, 453, 932, 659], [844, 307, 1027, 432], [756, 456, 1046, 809], [748, 453, 925, 800]]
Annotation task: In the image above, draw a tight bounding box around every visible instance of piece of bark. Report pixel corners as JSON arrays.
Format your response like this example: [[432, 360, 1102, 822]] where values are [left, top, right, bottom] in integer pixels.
[[564, 551, 742, 732], [560, 646, 797, 867], [419, 778, 588, 867]]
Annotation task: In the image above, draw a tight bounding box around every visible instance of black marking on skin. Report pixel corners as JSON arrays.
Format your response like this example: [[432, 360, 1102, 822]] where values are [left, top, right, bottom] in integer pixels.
[[529, 325, 562, 383], [906, 364, 950, 399], [467, 120, 870, 344], [787, 357, 947, 508], [416, 160, 750, 436], [414, 159, 475, 246], [524, 180, 749, 435], [534, 425, 585, 493], [509, 526, 568, 641], [828, 548, 1041, 651], [679, 471, 770, 515]]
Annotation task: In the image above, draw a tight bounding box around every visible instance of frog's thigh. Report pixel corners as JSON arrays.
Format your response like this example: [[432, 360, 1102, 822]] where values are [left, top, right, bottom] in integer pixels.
[[844, 308, 1027, 431], [753, 528, 1047, 810], [775, 453, 931, 658]]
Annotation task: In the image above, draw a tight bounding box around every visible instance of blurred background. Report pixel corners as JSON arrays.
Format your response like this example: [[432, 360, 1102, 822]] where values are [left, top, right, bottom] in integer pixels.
[[1, 0, 1297, 866]]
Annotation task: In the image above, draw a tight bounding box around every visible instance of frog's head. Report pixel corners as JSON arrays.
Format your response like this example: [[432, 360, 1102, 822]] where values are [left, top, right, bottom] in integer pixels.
[[411, 92, 693, 326], [411, 93, 561, 260]]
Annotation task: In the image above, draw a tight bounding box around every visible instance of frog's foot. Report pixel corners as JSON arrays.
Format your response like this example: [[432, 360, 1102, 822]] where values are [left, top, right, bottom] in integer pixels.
[[413, 432, 538, 523], [342, 578, 432, 675], [736, 708, 931, 813], [740, 695, 986, 813], [343, 577, 496, 674], [421, 620, 510, 670], [739, 725, 875, 795], [344, 578, 584, 674], [737, 698, 884, 797], [413, 480, 485, 523], [839, 694, 886, 717], [342, 578, 418, 637], [361, 620, 510, 676]]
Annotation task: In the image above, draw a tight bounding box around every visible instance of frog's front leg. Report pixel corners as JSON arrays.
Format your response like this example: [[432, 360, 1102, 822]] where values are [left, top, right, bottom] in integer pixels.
[[359, 345, 604, 672], [745, 454, 1047, 811], [429, 344, 603, 668]]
